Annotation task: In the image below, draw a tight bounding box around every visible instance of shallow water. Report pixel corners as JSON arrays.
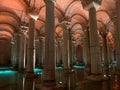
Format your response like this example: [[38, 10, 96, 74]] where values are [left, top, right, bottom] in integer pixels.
[[0, 66, 119, 90]]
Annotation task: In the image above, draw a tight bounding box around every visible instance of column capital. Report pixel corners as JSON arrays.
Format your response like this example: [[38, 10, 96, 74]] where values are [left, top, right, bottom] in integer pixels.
[[39, 36, 45, 40], [72, 41, 76, 44], [81, 0, 101, 10], [20, 26, 28, 34], [59, 21, 71, 30], [44, 0, 56, 3]]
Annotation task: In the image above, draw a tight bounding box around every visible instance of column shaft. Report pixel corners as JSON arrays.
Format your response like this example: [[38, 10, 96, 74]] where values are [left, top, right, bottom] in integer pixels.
[[43, 0, 56, 83], [38, 37, 45, 67], [72, 42, 76, 65], [84, 30, 91, 68], [89, 7, 101, 74], [114, 0, 120, 71], [68, 30, 73, 66], [26, 18, 35, 73], [56, 41, 62, 66], [102, 34, 109, 68], [63, 27, 70, 69], [19, 34, 27, 71], [11, 34, 20, 69]]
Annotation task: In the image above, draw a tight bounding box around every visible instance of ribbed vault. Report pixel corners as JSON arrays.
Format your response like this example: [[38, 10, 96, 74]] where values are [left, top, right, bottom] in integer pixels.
[[0, 0, 116, 65]]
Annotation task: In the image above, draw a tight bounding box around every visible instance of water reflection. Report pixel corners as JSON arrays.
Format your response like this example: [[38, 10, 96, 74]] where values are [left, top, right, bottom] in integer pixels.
[[0, 68, 120, 90], [84, 80, 103, 90], [23, 78, 35, 90]]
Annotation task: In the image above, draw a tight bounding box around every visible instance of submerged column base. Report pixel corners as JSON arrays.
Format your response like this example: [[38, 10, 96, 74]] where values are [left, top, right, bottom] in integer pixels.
[[25, 72, 38, 78], [85, 64, 91, 74], [63, 68, 75, 74], [36, 82, 65, 90], [86, 74, 109, 81]]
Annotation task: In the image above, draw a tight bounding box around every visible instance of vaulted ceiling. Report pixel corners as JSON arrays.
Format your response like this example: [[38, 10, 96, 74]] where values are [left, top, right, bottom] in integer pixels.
[[0, 0, 116, 64]]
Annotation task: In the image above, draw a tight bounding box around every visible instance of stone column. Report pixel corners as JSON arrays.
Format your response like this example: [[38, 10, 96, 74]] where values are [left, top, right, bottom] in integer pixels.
[[88, 7, 102, 80], [99, 42, 103, 64], [26, 18, 36, 76], [11, 34, 20, 69], [102, 34, 109, 65], [101, 33, 109, 70], [113, 0, 120, 73], [72, 41, 76, 65], [61, 21, 70, 70], [107, 43, 113, 64], [56, 40, 62, 66], [38, 36, 45, 68], [83, 29, 91, 73], [68, 29, 73, 66], [43, 0, 56, 85], [19, 33, 27, 72], [55, 41, 58, 66]]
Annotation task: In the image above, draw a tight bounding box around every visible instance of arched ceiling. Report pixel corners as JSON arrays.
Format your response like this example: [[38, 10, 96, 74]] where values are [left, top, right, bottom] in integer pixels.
[[0, 0, 116, 42], [0, 0, 117, 64]]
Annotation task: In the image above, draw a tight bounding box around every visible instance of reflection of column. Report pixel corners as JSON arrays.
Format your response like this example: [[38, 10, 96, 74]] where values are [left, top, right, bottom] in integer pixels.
[[43, 0, 56, 85], [24, 78, 35, 90], [19, 33, 27, 71], [11, 34, 20, 69], [38, 37, 45, 68], [83, 30, 91, 73], [63, 72, 76, 89], [88, 6, 102, 78], [26, 18, 36, 74], [114, 0, 120, 73]]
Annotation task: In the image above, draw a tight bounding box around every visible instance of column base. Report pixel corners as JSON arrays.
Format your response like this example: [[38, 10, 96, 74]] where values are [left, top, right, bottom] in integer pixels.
[[12, 65, 18, 70], [25, 72, 38, 78], [86, 74, 109, 81], [63, 68, 75, 74], [18, 68, 25, 73], [36, 64, 44, 69], [114, 69, 120, 75], [85, 67, 91, 74], [104, 65, 109, 71], [36, 82, 65, 90]]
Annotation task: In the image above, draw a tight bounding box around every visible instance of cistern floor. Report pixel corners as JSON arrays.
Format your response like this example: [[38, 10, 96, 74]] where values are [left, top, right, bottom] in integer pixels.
[[0, 65, 119, 90]]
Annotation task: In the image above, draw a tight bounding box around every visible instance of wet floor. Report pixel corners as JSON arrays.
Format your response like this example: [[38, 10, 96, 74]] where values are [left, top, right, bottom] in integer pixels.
[[0, 65, 119, 90]]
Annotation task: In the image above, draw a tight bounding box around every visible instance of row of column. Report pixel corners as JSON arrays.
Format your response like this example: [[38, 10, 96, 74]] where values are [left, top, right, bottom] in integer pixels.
[[11, 0, 120, 85], [11, 32, 26, 71], [11, 18, 36, 76]]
